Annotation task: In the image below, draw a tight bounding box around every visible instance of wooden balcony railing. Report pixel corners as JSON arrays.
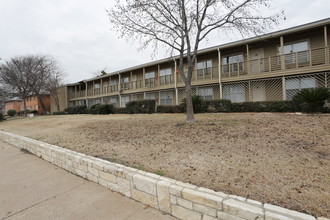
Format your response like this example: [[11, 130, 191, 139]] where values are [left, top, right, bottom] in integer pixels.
[[159, 74, 174, 85], [68, 46, 329, 100]]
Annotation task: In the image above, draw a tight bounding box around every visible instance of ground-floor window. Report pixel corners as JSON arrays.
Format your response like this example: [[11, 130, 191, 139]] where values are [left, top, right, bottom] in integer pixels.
[[286, 77, 316, 100], [198, 87, 213, 100], [110, 97, 117, 107], [146, 93, 156, 100], [121, 96, 130, 107], [223, 84, 245, 102], [160, 91, 173, 105]]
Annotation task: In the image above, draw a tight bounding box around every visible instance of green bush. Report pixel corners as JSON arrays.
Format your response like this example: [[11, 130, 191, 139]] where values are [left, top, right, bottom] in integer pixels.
[[28, 110, 38, 114], [0, 112, 5, 121], [88, 104, 114, 114], [52, 111, 66, 115], [181, 95, 204, 113], [126, 100, 156, 114], [114, 107, 128, 114], [292, 87, 330, 113], [156, 105, 184, 113], [202, 99, 232, 112], [7, 109, 16, 116], [64, 105, 87, 114], [230, 101, 301, 112]]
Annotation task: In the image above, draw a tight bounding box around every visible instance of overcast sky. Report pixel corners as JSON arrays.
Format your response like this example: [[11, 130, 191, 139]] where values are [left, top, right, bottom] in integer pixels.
[[0, 0, 329, 84]]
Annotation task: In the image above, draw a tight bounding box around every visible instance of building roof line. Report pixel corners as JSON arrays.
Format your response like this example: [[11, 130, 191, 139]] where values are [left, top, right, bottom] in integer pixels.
[[69, 17, 330, 85]]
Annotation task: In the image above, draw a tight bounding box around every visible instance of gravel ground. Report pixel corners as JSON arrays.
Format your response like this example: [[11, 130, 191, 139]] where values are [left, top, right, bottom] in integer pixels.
[[0, 113, 329, 217]]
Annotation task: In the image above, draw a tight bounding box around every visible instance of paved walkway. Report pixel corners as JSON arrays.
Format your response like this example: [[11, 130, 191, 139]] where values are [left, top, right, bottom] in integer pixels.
[[0, 140, 177, 220]]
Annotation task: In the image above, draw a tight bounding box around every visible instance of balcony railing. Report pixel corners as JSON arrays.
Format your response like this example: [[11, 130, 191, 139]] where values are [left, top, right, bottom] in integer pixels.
[[68, 46, 329, 100], [145, 78, 155, 87], [159, 74, 174, 85], [222, 47, 329, 78]]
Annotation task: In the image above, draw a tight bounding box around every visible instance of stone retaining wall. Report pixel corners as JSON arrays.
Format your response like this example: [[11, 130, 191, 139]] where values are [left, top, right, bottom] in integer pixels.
[[0, 130, 324, 220]]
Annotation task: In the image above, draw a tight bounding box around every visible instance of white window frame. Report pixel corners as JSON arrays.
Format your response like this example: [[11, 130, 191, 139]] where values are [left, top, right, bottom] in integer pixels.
[[145, 71, 155, 79], [160, 68, 172, 76], [197, 87, 213, 100], [160, 91, 173, 105], [223, 84, 245, 103], [286, 77, 316, 100], [146, 93, 156, 100]]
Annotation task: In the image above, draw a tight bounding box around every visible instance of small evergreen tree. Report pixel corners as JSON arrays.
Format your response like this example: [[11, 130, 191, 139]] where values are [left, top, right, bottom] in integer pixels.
[[292, 87, 330, 112]]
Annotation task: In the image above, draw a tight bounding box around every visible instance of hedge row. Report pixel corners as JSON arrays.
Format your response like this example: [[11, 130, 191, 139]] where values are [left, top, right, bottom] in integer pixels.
[[60, 99, 323, 115]]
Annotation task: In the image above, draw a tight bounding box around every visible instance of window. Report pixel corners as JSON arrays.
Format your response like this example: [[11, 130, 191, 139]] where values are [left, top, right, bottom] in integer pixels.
[[160, 68, 172, 76], [121, 96, 130, 107], [146, 93, 156, 100], [278, 41, 309, 64], [223, 84, 245, 103], [145, 71, 155, 79], [110, 97, 117, 107], [160, 91, 173, 105], [111, 79, 117, 85], [34, 105, 38, 110], [34, 96, 36, 101], [197, 60, 212, 78], [94, 83, 100, 89], [222, 54, 244, 72], [286, 77, 316, 100], [198, 88, 213, 100], [121, 77, 129, 83], [95, 99, 101, 104], [222, 54, 244, 64]]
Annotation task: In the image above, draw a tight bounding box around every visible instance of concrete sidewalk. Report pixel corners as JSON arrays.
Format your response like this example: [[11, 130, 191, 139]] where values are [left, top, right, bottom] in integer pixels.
[[0, 140, 177, 220]]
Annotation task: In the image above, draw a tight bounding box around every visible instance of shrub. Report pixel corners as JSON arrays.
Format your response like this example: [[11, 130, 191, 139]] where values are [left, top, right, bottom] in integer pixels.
[[52, 111, 66, 115], [24, 110, 38, 114], [0, 112, 5, 121], [114, 107, 128, 114], [64, 105, 87, 114], [156, 105, 184, 113], [292, 87, 330, 113], [7, 109, 16, 116], [126, 100, 156, 114], [202, 99, 232, 112], [88, 104, 114, 114], [181, 95, 204, 113], [230, 101, 301, 112]]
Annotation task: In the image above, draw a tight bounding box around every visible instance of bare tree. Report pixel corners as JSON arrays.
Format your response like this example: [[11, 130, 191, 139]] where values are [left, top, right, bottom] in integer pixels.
[[0, 56, 34, 116], [0, 55, 63, 115], [107, 0, 283, 122], [45, 70, 65, 112], [28, 55, 63, 114]]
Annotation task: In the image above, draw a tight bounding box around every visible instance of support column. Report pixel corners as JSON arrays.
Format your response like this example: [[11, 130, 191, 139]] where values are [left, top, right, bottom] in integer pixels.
[[118, 73, 121, 107], [325, 73, 328, 88], [280, 36, 285, 70], [143, 68, 145, 88], [282, 76, 286, 101], [100, 78, 103, 94], [324, 26, 329, 64], [157, 64, 160, 86], [218, 48, 223, 99], [85, 82, 88, 107], [246, 44, 250, 75], [174, 59, 179, 105], [92, 81, 95, 96]]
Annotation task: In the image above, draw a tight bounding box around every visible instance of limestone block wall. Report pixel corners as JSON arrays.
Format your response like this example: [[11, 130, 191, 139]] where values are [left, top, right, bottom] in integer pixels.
[[0, 130, 324, 220]]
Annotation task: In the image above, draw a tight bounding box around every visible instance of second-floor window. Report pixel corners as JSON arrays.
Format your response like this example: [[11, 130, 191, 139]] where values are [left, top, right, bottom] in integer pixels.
[[160, 68, 172, 76], [111, 79, 117, 86], [278, 41, 309, 64], [197, 60, 212, 78], [145, 71, 155, 79], [94, 83, 100, 89], [222, 54, 244, 72]]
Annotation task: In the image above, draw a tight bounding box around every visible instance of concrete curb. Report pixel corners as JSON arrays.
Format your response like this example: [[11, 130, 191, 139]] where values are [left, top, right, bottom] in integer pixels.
[[0, 130, 327, 220]]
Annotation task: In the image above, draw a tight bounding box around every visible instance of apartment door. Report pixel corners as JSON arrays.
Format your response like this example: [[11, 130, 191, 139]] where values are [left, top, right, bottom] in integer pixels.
[[251, 81, 266, 101], [250, 48, 264, 74]]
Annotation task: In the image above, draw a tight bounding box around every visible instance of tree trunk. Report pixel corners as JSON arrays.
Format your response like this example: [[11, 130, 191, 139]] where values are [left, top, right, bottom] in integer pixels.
[[185, 83, 195, 123], [23, 97, 27, 117]]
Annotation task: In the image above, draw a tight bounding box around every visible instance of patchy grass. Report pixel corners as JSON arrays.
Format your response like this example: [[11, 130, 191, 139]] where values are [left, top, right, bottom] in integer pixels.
[[0, 113, 329, 218]]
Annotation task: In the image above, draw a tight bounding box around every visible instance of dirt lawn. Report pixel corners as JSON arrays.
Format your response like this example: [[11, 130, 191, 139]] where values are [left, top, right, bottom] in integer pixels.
[[0, 113, 329, 217]]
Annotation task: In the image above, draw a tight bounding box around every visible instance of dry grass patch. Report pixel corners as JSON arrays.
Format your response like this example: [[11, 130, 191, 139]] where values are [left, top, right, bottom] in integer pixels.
[[0, 113, 329, 217]]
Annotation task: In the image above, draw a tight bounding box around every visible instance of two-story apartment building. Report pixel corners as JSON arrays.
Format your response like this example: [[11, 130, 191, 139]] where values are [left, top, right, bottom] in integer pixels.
[[5, 95, 51, 115], [55, 18, 330, 112]]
